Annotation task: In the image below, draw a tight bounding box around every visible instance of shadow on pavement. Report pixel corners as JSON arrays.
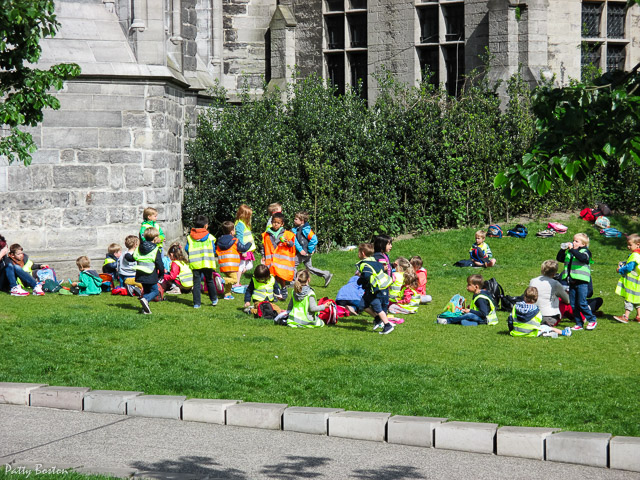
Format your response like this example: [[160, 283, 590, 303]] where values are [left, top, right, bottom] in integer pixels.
[[260, 455, 331, 478], [129, 455, 247, 479], [352, 465, 426, 480]]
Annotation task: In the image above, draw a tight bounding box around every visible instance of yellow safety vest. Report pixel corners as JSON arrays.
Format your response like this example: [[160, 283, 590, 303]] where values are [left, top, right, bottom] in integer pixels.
[[175, 260, 193, 288], [252, 276, 275, 302], [403, 287, 420, 313], [188, 235, 216, 270], [235, 219, 256, 252], [561, 248, 591, 282], [389, 272, 405, 302], [470, 293, 498, 325], [133, 246, 159, 274], [509, 306, 543, 337], [615, 252, 640, 304]]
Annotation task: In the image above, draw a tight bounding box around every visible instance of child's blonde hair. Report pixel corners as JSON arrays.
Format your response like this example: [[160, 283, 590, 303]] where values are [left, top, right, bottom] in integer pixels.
[[167, 242, 188, 263], [107, 243, 121, 255], [475, 230, 486, 241], [236, 204, 253, 228], [394, 257, 411, 273], [143, 227, 159, 241], [410, 255, 423, 270], [574, 233, 589, 246], [267, 202, 282, 216], [76, 256, 91, 270], [541, 260, 559, 277], [143, 207, 158, 220], [524, 286, 538, 304], [467, 274, 484, 287], [125, 235, 139, 249], [358, 243, 374, 257], [627, 234, 640, 246], [403, 271, 419, 289], [294, 270, 310, 294], [295, 211, 309, 223]]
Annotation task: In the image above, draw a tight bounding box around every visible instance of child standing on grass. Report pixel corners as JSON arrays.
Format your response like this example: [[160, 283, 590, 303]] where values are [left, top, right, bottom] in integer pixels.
[[614, 233, 640, 323], [373, 235, 393, 277], [162, 243, 193, 294], [557, 233, 597, 331], [264, 202, 282, 234], [410, 255, 432, 304], [470, 230, 496, 268], [217, 220, 253, 300], [71, 256, 102, 296], [508, 286, 572, 337], [125, 227, 164, 313], [140, 207, 166, 251], [262, 212, 296, 301], [437, 274, 498, 326], [357, 243, 394, 335], [186, 215, 218, 309], [292, 211, 333, 288], [389, 271, 421, 315], [285, 270, 325, 328], [234, 204, 257, 286], [389, 257, 411, 303]]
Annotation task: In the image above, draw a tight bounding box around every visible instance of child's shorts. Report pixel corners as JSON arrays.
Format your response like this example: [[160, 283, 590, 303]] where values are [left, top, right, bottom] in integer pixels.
[[360, 291, 387, 314]]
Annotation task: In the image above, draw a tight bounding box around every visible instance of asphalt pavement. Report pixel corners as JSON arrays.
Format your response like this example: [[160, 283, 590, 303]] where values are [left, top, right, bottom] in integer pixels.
[[1, 404, 638, 480]]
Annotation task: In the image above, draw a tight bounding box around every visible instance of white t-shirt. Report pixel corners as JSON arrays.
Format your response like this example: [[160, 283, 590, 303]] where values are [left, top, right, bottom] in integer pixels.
[[529, 275, 570, 317]]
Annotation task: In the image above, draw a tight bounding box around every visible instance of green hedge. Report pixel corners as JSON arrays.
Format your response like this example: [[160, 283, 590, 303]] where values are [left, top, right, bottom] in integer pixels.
[[184, 71, 626, 250]]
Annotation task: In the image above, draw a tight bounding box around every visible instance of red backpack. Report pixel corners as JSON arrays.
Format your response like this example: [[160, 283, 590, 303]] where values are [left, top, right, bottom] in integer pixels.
[[579, 208, 596, 222]]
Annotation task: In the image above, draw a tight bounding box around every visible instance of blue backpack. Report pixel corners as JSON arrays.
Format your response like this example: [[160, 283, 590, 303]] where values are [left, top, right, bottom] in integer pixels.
[[487, 225, 503, 238], [601, 227, 623, 238], [507, 224, 528, 238]]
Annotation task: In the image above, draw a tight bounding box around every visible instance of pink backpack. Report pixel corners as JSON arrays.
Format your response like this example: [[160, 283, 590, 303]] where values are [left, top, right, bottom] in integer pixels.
[[548, 222, 568, 234]]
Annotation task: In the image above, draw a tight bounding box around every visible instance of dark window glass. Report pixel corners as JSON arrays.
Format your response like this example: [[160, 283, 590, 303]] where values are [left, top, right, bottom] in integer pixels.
[[326, 16, 344, 49], [607, 3, 625, 38], [350, 0, 366, 10], [349, 14, 367, 48], [327, 0, 343, 12], [582, 3, 602, 37], [418, 7, 438, 43], [581, 43, 601, 68], [418, 47, 439, 86], [606, 44, 625, 71], [326, 54, 345, 95], [444, 44, 464, 96], [349, 52, 367, 99], [443, 4, 464, 42]]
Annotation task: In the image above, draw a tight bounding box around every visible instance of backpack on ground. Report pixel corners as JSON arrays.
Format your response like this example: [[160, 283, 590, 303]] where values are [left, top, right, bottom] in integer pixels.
[[507, 224, 528, 238], [592, 203, 612, 217], [547, 222, 568, 234], [501, 294, 523, 312], [99, 273, 114, 292], [454, 259, 475, 267], [442, 294, 466, 315], [483, 277, 505, 311], [579, 208, 596, 222], [42, 279, 61, 293], [536, 229, 556, 238], [601, 227, 623, 238], [469, 247, 490, 265], [255, 300, 278, 320], [487, 225, 503, 238], [36, 267, 57, 283], [213, 272, 225, 296], [594, 216, 610, 229]]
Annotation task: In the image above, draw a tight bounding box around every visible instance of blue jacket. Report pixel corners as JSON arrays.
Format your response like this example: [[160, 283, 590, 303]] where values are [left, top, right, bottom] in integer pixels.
[[292, 223, 318, 254], [336, 275, 364, 304]]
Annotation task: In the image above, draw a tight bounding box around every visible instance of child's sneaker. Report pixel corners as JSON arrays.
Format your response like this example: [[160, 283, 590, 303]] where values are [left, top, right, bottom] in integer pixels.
[[436, 317, 448, 325], [10, 285, 29, 296], [373, 319, 384, 331], [586, 320, 597, 330], [224, 294, 234, 300], [613, 315, 629, 324], [379, 323, 394, 335], [139, 297, 151, 314], [211, 297, 219, 306], [33, 283, 45, 296], [324, 273, 334, 288], [193, 304, 201, 309], [571, 325, 583, 331], [562, 327, 572, 337]]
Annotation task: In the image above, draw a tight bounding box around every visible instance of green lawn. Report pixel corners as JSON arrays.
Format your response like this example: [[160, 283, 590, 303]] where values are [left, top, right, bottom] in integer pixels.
[[1, 216, 639, 436]]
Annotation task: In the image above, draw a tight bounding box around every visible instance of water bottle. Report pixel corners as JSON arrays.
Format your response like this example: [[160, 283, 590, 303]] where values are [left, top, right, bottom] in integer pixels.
[[561, 242, 572, 250]]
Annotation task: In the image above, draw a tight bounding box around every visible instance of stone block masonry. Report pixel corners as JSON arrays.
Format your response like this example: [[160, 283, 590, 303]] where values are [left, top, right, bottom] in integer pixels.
[[30, 386, 91, 411], [435, 421, 498, 454], [387, 415, 448, 448], [127, 395, 186, 419], [226, 402, 288, 430], [328, 411, 391, 442], [0, 383, 49, 406], [182, 399, 243, 424], [283, 407, 345, 435], [83, 390, 144, 415], [546, 431, 612, 468]]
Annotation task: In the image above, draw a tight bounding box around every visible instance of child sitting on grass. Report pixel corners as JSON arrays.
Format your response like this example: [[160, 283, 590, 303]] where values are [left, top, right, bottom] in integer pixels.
[[437, 274, 498, 326], [389, 257, 411, 303], [410, 255, 431, 304], [389, 271, 420, 315], [119, 235, 141, 292], [8, 244, 45, 295], [102, 243, 121, 279], [614, 233, 640, 323], [285, 270, 325, 328], [470, 230, 496, 268], [162, 243, 193, 294], [508, 286, 572, 337], [71, 256, 102, 296]]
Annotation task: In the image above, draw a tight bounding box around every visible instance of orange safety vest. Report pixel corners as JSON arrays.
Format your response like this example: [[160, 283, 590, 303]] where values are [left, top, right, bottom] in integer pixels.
[[216, 239, 241, 273], [262, 230, 296, 282]]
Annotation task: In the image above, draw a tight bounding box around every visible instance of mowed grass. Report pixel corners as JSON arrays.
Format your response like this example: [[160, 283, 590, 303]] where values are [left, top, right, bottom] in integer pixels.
[[1, 216, 639, 436]]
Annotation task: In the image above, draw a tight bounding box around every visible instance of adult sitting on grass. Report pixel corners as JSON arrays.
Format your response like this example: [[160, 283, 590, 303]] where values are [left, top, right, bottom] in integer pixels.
[[529, 260, 569, 327], [0, 234, 44, 296]]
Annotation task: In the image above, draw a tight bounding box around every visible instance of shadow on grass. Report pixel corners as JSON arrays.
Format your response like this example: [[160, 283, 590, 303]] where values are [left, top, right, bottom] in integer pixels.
[[260, 455, 331, 478], [163, 295, 194, 306], [107, 303, 140, 311], [351, 465, 426, 479], [130, 455, 246, 479]]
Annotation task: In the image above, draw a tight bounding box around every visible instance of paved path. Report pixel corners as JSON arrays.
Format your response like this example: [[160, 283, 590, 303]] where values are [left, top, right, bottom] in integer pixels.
[[1, 404, 638, 479]]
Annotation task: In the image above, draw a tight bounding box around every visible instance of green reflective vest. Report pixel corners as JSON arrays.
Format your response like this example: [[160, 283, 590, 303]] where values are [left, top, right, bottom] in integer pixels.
[[561, 248, 591, 283], [188, 236, 216, 270], [16, 259, 34, 288], [615, 252, 640, 304], [403, 287, 420, 313], [509, 306, 543, 337], [470, 293, 498, 325], [358, 258, 393, 290], [235, 219, 256, 252], [288, 288, 324, 328], [389, 272, 405, 302], [252, 276, 275, 302], [175, 260, 193, 288], [133, 246, 159, 274]]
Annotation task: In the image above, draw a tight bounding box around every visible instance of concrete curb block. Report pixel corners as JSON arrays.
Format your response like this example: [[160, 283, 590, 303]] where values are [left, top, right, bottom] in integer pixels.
[[610, 436, 640, 472], [388, 415, 448, 448], [83, 390, 144, 415], [328, 411, 390, 442], [435, 421, 498, 454], [226, 402, 288, 430], [182, 399, 243, 424], [283, 406, 345, 435], [30, 386, 91, 411], [0, 382, 49, 405], [546, 431, 612, 468], [497, 426, 560, 460], [127, 395, 186, 419]]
